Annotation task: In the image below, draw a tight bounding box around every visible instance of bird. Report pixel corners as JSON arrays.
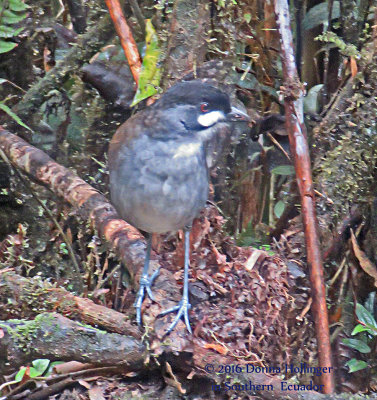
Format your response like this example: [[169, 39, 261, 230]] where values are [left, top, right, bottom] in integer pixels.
[[108, 80, 250, 334]]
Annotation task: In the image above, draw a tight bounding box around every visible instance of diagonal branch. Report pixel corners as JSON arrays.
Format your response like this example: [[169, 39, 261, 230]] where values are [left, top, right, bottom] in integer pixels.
[[0, 127, 182, 337], [273, 0, 335, 393]]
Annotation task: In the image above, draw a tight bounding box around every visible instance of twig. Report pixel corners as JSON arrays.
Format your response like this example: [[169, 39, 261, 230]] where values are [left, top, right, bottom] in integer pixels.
[[267, 132, 291, 161], [273, 0, 335, 393]]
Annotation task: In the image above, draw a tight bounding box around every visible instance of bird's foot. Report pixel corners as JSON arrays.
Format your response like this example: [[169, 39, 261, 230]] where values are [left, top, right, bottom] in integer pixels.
[[135, 267, 160, 325], [159, 297, 192, 335]]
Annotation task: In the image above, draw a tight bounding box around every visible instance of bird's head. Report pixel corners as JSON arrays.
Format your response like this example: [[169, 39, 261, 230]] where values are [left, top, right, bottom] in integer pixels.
[[153, 80, 250, 132]]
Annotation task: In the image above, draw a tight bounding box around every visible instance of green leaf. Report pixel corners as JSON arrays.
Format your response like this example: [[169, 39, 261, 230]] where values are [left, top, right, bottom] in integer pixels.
[[131, 19, 161, 106], [274, 200, 285, 219], [0, 25, 23, 38], [32, 359, 50, 375], [244, 13, 251, 23], [356, 303, 377, 331], [45, 361, 64, 376], [0, 39, 17, 53], [271, 165, 295, 176], [0, 102, 33, 131], [28, 367, 42, 378], [2, 9, 28, 24], [352, 324, 371, 335], [15, 367, 27, 382], [342, 338, 371, 354], [259, 83, 279, 100], [304, 84, 324, 114], [9, 0, 29, 11], [346, 359, 368, 373], [237, 72, 259, 91], [365, 291, 376, 315], [302, 1, 340, 31]]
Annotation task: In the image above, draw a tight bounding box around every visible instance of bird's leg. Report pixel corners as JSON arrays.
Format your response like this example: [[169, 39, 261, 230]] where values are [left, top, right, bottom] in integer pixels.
[[135, 234, 160, 325], [159, 228, 192, 334]]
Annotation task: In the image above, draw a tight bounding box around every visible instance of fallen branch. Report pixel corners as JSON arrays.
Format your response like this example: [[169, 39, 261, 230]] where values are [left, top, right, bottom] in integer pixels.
[[0, 313, 145, 375], [273, 0, 334, 393], [0, 271, 140, 339]]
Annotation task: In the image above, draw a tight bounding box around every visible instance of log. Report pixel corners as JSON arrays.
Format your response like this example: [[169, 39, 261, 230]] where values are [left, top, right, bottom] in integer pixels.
[[0, 313, 145, 374]]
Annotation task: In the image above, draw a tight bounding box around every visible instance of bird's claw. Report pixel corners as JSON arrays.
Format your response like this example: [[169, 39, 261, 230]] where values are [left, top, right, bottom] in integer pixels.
[[135, 267, 160, 325], [159, 297, 192, 335]]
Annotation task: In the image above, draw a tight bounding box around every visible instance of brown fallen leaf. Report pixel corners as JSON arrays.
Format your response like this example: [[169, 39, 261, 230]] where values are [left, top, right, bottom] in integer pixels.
[[203, 342, 229, 355], [350, 56, 358, 77], [88, 384, 106, 400], [350, 229, 377, 287], [164, 362, 186, 394]]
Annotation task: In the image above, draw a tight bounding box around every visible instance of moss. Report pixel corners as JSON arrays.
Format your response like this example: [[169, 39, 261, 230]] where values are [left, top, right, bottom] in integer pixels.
[[0, 313, 58, 354], [315, 61, 377, 228]]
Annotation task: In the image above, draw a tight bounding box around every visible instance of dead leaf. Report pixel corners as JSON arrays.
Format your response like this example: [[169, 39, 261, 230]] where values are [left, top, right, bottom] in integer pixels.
[[164, 362, 186, 394], [350, 56, 358, 77], [78, 380, 91, 389], [88, 385, 105, 400], [53, 361, 92, 374], [245, 250, 264, 271], [350, 229, 377, 287], [203, 342, 229, 355]]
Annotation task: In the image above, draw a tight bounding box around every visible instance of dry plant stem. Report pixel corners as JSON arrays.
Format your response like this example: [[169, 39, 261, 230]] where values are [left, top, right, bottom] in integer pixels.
[[104, 0, 142, 83], [267, 132, 291, 160], [273, 0, 335, 393]]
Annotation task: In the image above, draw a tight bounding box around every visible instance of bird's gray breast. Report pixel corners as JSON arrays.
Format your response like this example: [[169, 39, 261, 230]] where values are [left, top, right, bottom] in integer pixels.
[[110, 134, 209, 233]]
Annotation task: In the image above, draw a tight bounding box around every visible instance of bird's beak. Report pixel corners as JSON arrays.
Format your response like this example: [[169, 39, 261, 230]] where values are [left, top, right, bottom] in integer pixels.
[[226, 106, 250, 122]]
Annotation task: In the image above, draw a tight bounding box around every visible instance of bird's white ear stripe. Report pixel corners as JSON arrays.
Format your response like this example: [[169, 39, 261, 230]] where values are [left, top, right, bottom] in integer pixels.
[[197, 111, 225, 127]]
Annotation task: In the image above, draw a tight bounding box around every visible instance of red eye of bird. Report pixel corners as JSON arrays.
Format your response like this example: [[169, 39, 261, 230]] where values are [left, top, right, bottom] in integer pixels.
[[200, 102, 209, 113]]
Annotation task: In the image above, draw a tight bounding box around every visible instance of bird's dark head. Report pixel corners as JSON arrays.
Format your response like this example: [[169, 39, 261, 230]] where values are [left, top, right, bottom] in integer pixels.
[[153, 80, 249, 131]]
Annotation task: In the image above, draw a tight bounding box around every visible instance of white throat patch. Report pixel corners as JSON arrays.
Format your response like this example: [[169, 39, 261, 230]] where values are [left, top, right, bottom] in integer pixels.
[[197, 111, 225, 127], [173, 142, 201, 158]]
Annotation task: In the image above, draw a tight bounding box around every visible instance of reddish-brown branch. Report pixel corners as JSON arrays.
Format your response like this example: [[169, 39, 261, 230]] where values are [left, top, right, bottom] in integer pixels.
[[273, 0, 335, 393], [0, 127, 144, 280], [104, 0, 142, 84]]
